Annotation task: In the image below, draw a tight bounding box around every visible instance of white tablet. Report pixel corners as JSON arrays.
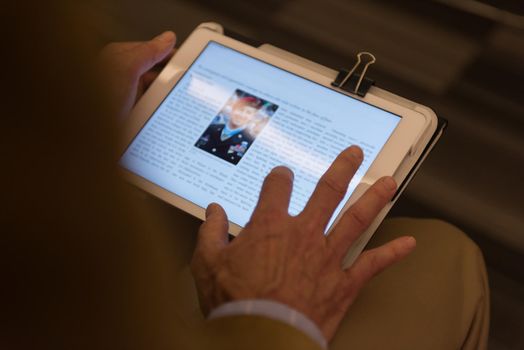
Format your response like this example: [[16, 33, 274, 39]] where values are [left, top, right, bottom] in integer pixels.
[[119, 23, 445, 265]]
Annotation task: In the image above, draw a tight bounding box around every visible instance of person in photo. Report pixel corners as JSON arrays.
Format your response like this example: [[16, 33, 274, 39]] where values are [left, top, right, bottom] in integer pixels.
[[195, 91, 276, 165]]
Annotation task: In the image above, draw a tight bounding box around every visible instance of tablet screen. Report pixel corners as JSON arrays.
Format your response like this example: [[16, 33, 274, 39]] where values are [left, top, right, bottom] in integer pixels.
[[121, 41, 400, 231]]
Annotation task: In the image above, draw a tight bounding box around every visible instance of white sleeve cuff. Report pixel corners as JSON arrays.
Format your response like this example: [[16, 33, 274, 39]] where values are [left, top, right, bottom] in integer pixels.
[[208, 299, 327, 349]]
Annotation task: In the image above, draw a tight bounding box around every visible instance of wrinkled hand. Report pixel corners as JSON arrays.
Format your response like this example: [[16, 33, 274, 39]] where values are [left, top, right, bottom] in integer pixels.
[[98, 31, 176, 119], [191, 146, 416, 341]]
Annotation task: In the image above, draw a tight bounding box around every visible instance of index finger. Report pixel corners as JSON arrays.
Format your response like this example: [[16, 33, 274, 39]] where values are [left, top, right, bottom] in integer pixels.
[[300, 146, 363, 231], [251, 166, 294, 220]]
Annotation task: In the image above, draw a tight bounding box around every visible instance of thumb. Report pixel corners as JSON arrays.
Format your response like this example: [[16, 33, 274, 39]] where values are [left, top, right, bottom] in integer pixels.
[[128, 31, 176, 77], [195, 203, 229, 259]]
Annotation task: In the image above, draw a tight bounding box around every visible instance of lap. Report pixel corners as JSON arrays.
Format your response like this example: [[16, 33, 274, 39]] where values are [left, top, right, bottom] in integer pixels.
[[330, 218, 489, 350], [171, 213, 489, 349]]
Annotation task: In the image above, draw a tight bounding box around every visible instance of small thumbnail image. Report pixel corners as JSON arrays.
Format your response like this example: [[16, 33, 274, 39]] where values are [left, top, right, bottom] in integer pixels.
[[195, 89, 278, 165]]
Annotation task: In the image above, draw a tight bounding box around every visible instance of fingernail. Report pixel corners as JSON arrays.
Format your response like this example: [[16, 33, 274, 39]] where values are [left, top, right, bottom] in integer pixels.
[[206, 203, 219, 219], [403, 236, 416, 248], [348, 145, 363, 160], [383, 176, 397, 191], [155, 31, 175, 43], [272, 166, 294, 180]]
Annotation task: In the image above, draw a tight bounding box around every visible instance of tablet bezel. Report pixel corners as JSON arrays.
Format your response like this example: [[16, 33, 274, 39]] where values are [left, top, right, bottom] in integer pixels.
[[120, 26, 433, 236]]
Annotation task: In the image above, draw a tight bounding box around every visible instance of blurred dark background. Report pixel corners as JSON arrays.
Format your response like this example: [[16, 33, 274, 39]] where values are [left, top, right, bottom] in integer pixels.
[[89, 1, 523, 348]]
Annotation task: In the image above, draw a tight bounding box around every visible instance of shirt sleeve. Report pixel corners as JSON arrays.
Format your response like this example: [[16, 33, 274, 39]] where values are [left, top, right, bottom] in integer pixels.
[[208, 299, 327, 349]]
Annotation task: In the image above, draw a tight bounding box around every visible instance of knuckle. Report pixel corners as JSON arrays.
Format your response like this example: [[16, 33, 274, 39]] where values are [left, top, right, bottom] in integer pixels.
[[340, 147, 363, 169], [389, 244, 404, 261], [346, 206, 369, 230], [371, 182, 392, 202], [367, 253, 382, 276], [319, 175, 346, 197]]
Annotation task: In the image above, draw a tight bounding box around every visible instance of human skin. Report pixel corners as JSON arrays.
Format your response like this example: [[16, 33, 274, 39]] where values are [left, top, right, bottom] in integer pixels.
[[191, 150, 416, 341], [100, 31, 416, 342], [228, 104, 257, 129], [98, 31, 176, 119]]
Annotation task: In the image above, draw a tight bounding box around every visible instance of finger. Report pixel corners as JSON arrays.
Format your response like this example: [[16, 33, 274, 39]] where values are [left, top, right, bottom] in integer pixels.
[[301, 146, 363, 231], [327, 176, 397, 260], [194, 203, 229, 260], [252, 166, 294, 218], [346, 236, 416, 292], [146, 48, 177, 74], [156, 48, 176, 67], [141, 71, 160, 90], [138, 49, 177, 98], [102, 41, 144, 54], [128, 31, 176, 77], [140, 49, 176, 88]]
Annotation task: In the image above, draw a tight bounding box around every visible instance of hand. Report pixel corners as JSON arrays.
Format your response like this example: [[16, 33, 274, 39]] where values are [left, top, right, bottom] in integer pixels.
[[191, 146, 416, 341], [98, 31, 176, 119]]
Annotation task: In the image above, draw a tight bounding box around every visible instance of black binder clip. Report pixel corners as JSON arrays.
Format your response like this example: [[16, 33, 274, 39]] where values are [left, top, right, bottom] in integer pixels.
[[332, 52, 376, 97]]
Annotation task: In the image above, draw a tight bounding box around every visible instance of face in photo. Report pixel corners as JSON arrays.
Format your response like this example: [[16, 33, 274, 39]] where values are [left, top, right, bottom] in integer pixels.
[[195, 89, 278, 165]]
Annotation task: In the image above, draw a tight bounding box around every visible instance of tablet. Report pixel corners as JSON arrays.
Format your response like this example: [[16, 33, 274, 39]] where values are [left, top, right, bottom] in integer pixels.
[[119, 23, 444, 265]]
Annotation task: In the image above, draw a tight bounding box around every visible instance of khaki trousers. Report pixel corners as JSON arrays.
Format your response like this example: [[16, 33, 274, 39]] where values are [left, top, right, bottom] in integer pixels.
[[330, 218, 489, 350], [176, 217, 490, 350]]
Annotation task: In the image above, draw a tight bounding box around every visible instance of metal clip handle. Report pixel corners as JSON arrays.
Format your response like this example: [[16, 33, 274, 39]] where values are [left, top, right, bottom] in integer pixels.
[[338, 52, 376, 94]]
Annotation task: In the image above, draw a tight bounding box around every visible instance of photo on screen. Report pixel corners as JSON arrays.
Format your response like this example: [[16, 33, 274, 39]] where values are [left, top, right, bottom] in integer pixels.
[[195, 89, 278, 165]]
